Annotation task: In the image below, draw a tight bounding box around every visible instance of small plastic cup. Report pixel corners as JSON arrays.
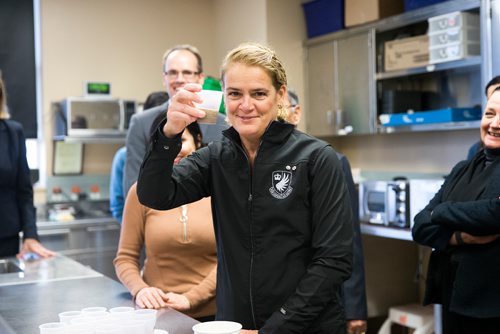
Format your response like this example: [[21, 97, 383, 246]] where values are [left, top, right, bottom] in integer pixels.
[[132, 309, 157, 333], [95, 323, 122, 333], [70, 317, 93, 325], [66, 323, 94, 334], [58, 310, 82, 324], [195, 90, 223, 124], [192, 321, 242, 334], [39, 322, 67, 334], [119, 319, 147, 334], [109, 306, 135, 319], [81, 306, 107, 316]]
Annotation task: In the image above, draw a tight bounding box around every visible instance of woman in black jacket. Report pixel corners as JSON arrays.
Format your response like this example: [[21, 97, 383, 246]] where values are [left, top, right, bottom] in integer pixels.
[[137, 42, 353, 333], [0, 74, 54, 258], [412, 85, 500, 333]]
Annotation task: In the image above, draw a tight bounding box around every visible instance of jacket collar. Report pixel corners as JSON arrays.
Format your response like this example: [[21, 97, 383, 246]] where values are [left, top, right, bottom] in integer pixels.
[[222, 120, 295, 145]]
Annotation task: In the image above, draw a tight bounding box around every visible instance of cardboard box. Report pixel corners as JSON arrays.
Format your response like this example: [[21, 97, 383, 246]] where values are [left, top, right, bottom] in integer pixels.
[[379, 107, 482, 126], [384, 35, 429, 71], [345, 0, 403, 27]]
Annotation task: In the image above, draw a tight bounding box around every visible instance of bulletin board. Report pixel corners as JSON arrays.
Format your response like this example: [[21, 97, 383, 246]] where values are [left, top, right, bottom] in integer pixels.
[[53, 141, 84, 175]]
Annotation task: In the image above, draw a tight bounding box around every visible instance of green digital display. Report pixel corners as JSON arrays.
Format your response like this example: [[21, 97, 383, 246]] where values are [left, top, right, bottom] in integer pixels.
[[86, 82, 111, 95]]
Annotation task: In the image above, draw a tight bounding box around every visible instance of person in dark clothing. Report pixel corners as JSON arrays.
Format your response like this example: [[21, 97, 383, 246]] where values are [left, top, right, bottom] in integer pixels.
[[412, 83, 500, 334], [0, 74, 54, 258], [285, 89, 368, 334], [466, 75, 500, 159], [137, 42, 353, 333]]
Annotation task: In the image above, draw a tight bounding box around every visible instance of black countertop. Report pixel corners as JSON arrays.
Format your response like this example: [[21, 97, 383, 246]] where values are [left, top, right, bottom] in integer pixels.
[[0, 256, 199, 334]]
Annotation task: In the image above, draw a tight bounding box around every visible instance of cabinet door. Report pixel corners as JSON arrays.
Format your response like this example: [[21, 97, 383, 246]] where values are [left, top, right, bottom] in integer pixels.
[[337, 31, 376, 135], [306, 41, 336, 137]]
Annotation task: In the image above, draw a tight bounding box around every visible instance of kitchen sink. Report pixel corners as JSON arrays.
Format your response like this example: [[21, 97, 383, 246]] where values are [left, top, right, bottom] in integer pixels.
[[0, 260, 23, 274]]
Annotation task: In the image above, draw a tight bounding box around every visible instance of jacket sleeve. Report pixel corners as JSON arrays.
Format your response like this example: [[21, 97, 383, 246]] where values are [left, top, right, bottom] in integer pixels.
[[123, 114, 147, 197], [109, 147, 126, 223], [432, 198, 500, 235], [15, 124, 37, 240], [339, 155, 368, 321], [261, 146, 353, 333], [113, 183, 149, 298], [137, 123, 209, 210], [412, 163, 467, 251]]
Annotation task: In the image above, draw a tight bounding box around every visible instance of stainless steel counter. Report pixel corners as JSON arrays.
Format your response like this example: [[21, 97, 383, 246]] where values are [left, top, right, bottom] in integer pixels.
[[0, 255, 199, 334], [36, 216, 121, 280], [0, 255, 101, 287]]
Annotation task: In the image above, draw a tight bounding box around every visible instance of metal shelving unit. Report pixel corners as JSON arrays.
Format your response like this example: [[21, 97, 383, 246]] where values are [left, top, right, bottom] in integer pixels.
[[306, 0, 493, 136], [375, 56, 482, 80], [53, 135, 126, 144]]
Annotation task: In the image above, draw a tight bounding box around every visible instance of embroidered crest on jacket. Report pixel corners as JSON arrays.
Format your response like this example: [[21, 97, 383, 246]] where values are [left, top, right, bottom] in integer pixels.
[[269, 170, 293, 199]]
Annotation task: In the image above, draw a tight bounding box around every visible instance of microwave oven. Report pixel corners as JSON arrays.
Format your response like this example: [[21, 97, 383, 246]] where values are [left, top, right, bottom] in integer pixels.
[[359, 178, 444, 228], [54, 97, 137, 137]]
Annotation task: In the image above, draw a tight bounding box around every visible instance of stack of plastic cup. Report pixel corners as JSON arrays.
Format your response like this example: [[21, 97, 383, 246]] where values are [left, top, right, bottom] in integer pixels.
[[58, 311, 82, 325], [39, 305, 163, 333], [39, 322, 67, 334]]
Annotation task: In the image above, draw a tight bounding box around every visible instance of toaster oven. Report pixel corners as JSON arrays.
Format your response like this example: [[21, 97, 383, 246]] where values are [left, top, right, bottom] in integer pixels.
[[54, 97, 137, 137], [359, 178, 444, 228]]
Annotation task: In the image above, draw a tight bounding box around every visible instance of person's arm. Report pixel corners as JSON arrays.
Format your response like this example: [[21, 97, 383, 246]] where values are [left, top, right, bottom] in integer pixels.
[[123, 114, 148, 197], [109, 147, 126, 223], [412, 164, 466, 251], [260, 146, 353, 333], [137, 84, 208, 209], [338, 155, 368, 330], [15, 125, 37, 240], [14, 124, 55, 259], [431, 198, 500, 235], [181, 265, 217, 309], [113, 184, 150, 298]]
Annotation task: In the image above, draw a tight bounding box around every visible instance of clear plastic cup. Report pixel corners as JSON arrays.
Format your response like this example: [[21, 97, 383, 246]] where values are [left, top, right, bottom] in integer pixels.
[[194, 90, 223, 124], [95, 323, 122, 333], [39, 322, 67, 334], [109, 306, 135, 319], [58, 310, 82, 324], [132, 309, 157, 333], [66, 323, 94, 334], [118, 319, 147, 334], [70, 316, 96, 330], [81, 306, 108, 317]]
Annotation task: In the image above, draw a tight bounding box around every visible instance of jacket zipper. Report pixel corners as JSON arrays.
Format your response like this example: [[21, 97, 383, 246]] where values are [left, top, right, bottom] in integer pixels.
[[234, 141, 259, 328], [180, 205, 188, 242]]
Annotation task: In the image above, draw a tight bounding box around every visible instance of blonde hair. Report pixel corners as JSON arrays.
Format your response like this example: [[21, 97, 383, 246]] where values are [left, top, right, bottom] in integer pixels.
[[221, 42, 288, 121], [0, 74, 10, 119]]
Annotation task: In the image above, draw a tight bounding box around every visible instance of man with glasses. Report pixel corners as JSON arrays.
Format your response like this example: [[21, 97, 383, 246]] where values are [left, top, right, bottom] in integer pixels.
[[123, 45, 226, 196]]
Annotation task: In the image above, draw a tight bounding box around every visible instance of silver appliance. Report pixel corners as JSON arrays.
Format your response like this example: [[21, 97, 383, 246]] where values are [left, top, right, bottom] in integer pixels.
[[54, 97, 136, 137], [359, 178, 444, 228]]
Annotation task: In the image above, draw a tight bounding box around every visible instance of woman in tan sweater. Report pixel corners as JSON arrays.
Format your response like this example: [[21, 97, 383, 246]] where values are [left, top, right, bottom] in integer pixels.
[[114, 121, 217, 320]]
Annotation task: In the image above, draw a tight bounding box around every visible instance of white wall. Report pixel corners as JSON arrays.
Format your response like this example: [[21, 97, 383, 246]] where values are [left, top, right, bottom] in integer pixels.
[[213, 0, 267, 67], [41, 0, 218, 174]]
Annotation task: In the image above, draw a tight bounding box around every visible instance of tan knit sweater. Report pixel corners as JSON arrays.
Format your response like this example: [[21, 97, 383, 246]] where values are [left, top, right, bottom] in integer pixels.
[[114, 183, 217, 318]]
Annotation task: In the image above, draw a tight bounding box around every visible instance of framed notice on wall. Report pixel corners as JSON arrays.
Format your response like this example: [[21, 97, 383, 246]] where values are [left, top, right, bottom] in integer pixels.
[[53, 141, 83, 175]]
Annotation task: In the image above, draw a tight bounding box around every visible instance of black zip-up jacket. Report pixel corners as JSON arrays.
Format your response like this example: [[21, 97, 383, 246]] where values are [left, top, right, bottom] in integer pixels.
[[412, 150, 500, 318], [0, 120, 37, 241], [138, 120, 353, 333]]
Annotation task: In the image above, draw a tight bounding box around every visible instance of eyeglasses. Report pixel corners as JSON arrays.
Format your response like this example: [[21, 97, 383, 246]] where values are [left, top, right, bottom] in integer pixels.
[[285, 104, 297, 113], [164, 70, 200, 80]]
